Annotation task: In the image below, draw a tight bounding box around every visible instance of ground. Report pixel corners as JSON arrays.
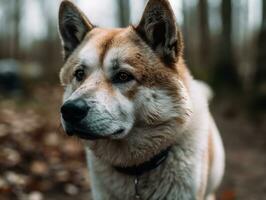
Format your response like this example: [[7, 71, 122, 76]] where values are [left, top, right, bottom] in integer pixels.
[[0, 84, 265, 200]]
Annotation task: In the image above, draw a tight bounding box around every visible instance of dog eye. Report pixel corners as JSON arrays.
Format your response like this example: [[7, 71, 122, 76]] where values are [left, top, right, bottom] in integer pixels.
[[113, 72, 134, 84], [74, 69, 85, 82]]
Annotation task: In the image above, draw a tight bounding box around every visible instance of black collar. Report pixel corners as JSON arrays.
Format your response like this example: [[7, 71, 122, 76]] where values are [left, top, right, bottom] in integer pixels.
[[114, 147, 171, 176]]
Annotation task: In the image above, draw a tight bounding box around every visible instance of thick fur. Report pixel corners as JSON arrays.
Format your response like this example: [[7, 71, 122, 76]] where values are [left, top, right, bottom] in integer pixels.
[[58, 0, 225, 199]]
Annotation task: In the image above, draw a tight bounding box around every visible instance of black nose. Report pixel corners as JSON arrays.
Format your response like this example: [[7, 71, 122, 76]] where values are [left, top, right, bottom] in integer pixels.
[[61, 99, 89, 123]]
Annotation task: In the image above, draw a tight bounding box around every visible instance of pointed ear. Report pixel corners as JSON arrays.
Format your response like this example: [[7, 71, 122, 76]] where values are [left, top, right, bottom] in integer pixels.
[[58, 0, 93, 60], [136, 0, 183, 65]]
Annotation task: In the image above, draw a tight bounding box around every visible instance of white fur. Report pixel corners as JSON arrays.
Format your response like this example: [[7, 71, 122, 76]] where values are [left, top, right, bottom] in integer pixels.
[[58, 2, 225, 198], [61, 31, 224, 200], [79, 39, 100, 68], [134, 83, 191, 127], [85, 79, 225, 200], [206, 116, 225, 194]]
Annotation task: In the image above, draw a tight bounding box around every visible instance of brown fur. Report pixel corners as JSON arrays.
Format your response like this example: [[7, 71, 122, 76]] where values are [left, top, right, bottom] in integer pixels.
[[60, 26, 190, 102], [58, 1, 225, 199], [60, 25, 192, 166]]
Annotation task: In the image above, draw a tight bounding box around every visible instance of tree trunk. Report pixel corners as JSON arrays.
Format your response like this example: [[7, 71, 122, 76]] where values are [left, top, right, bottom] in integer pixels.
[[212, 0, 239, 88], [256, 0, 266, 85], [251, 0, 266, 112], [118, 0, 130, 27], [13, 0, 20, 58], [198, 0, 210, 68], [182, 0, 201, 77]]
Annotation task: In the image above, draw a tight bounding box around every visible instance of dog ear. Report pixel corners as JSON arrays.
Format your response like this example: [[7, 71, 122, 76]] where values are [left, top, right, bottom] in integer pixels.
[[136, 0, 183, 65], [58, 0, 93, 60]]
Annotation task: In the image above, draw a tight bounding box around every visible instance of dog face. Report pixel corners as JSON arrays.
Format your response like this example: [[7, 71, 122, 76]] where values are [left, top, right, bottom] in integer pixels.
[[59, 0, 192, 165]]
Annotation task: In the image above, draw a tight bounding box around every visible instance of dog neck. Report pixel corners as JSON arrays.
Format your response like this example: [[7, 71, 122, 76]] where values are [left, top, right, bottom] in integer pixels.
[[113, 146, 171, 176]]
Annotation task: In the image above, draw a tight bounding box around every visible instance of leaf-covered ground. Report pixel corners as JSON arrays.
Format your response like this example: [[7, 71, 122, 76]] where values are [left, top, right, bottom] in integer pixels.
[[0, 84, 265, 200]]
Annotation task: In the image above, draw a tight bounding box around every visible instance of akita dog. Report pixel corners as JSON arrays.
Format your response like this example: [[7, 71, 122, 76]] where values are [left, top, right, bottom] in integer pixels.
[[58, 0, 225, 199]]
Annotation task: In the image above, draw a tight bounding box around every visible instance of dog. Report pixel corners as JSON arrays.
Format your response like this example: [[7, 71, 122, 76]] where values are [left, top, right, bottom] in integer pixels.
[[58, 0, 225, 199]]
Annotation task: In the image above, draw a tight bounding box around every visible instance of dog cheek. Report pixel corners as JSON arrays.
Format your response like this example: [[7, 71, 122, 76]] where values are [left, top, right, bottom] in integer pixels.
[[111, 90, 135, 129], [134, 88, 175, 125], [137, 99, 160, 124], [119, 97, 135, 125]]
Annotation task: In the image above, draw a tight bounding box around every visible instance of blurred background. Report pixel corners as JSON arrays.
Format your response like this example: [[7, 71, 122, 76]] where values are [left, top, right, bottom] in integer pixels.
[[0, 0, 265, 199]]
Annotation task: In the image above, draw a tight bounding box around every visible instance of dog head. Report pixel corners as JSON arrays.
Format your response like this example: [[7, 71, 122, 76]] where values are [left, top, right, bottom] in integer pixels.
[[58, 0, 192, 166]]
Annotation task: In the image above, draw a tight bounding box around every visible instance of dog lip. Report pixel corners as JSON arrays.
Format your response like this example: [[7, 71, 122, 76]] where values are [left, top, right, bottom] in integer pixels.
[[68, 128, 126, 140], [64, 123, 126, 140], [76, 129, 125, 140], [68, 128, 105, 140], [75, 132, 104, 140], [112, 128, 125, 135]]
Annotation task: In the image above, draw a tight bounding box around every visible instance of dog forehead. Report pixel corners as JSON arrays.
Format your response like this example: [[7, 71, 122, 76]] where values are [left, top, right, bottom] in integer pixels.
[[78, 27, 141, 69]]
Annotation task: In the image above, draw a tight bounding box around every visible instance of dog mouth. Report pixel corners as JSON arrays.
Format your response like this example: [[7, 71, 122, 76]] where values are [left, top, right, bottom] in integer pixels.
[[67, 129, 104, 140], [64, 124, 126, 140]]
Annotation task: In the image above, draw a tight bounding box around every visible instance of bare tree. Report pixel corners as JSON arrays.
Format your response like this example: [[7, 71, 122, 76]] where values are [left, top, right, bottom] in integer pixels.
[[198, 0, 210, 68], [212, 0, 239, 88], [255, 0, 266, 87], [118, 0, 130, 27], [182, 0, 201, 73], [13, 0, 21, 58]]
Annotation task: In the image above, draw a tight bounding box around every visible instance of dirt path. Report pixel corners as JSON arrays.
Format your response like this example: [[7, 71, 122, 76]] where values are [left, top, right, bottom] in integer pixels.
[[213, 101, 266, 200]]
